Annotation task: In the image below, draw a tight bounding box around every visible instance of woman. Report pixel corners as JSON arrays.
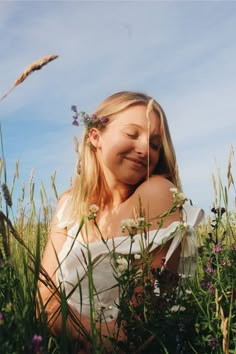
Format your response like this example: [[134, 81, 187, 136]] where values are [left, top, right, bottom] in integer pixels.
[[37, 91, 203, 352]]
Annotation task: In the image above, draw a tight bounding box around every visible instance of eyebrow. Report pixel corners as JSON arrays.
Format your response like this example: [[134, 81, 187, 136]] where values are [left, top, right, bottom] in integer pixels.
[[123, 123, 161, 138]]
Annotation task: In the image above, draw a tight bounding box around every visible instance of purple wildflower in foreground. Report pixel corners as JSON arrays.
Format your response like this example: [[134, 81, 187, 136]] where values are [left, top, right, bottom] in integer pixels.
[[204, 266, 215, 274], [213, 244, 222, 253], [208, 337, 219, 349], [200, 280, 215, 294], [31, 335, 43, 353]]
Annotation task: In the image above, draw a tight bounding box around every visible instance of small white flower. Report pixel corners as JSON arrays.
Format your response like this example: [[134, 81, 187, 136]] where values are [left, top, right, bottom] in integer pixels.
[[89, 204, 99, 213], [137, 217, 145, 223], [185, 289, 192, 295], [116, 256, 129, 275], [134, 254, 141, 260], [176, 192, 187, 206], [153, 280, 160, 296], [120, 218, 138, 228], [170, 305, 186, 313], [170, 188, 187, 207]]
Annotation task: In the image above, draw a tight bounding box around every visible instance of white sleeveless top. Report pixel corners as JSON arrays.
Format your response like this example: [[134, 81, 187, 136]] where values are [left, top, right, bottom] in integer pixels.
[[56, 200, 204, 322]]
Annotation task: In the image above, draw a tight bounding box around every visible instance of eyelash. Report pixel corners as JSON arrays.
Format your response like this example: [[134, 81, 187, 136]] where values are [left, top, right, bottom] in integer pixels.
[[126, 132, 138, 138], [126, 133, 161, 151]]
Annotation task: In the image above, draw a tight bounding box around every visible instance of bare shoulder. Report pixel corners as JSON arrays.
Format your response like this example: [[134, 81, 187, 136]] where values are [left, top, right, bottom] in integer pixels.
[[137, 175, 174, 193], [54, 188, 72, 213], [131, 175, 180, 224], [135, 175, 175, 202]]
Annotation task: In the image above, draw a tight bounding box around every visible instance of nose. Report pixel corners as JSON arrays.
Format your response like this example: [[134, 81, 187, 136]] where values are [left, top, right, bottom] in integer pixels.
[[135, 137, 148, 156]]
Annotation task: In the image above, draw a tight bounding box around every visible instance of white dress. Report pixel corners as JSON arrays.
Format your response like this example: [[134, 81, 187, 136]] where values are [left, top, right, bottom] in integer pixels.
[[56, 200, 204, 322]]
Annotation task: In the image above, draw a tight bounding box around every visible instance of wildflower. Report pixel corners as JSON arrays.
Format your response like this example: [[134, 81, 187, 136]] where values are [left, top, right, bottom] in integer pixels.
[[170, 187, 187, 207], [213, 244, 222, 253], [116, 256, 129, 276], [89, 204, 99, 214], [153, 280, 161, 296], [204, 266, 215, 274], [71, 105, 77, 113], [31, 334, 43, 353], [185, 289, 192, 295], [201, 280, 211, 289], [100, 116, 109, 125], [134, 253, 141, 260], [208, 337, 219, 349], [71, 106, 109, 130], [121, 218, 138, 228], [170, 305, 186, 313], [88, 204, 99, 219], [120, 218, 139, 234], [0, 312, 4, 325]]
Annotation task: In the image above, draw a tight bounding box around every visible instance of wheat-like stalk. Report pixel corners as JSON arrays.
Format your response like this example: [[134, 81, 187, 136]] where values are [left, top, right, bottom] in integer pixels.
[[0, 54, 59, 103], [227, 145, 234, 189]]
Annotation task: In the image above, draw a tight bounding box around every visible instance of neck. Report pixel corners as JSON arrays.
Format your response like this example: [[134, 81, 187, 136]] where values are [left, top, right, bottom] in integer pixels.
[[99, 174, 137, 209]]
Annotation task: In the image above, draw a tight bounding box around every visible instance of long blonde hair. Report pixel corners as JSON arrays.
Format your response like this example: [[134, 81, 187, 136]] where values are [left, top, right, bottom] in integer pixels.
[[66, 91, 181, 223]]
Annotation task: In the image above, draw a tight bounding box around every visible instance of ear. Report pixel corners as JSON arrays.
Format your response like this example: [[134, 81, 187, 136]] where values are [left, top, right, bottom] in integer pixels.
[[88, 128, 101, 149]]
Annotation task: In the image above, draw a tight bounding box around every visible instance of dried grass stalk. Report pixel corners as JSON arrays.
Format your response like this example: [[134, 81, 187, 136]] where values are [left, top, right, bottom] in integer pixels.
[[14, 54, 59, 87], [1, 183, 12, 207], [227, 145, 234, 189], [0, 54, 59, 103]]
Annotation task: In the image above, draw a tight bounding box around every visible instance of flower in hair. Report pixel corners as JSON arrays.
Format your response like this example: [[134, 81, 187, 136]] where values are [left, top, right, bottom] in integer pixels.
[[71, 105, 109, 130]]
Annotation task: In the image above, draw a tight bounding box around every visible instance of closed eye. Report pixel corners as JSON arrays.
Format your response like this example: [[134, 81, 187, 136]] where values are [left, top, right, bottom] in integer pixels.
[[126, 132, 138, 139]]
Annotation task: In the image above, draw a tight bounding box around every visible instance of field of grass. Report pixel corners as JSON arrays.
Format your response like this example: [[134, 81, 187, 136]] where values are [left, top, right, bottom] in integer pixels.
[[0, 156, 236, 354]]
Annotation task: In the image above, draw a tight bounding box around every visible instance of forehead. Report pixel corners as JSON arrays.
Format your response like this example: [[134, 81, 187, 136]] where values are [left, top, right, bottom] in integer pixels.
[[110, 104, 160, 133]]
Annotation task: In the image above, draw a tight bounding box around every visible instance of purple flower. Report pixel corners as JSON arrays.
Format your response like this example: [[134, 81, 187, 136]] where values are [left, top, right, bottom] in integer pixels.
[[31, 335, 43, 353], [72, 113, 79, 119], [213, 244, 222, 253], [208, 337, 219, 349], [204, 266, 214, 274], [100, 116, 109, 124], [71, 105, 77, 113], [201, 280, 211, 289], [72, 120, 79, 126]]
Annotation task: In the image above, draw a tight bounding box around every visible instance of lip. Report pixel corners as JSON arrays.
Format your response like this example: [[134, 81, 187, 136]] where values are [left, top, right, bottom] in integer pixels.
[[124, 156, 147, 168]]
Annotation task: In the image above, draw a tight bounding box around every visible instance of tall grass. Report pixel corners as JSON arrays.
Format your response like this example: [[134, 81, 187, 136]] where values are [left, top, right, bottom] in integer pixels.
[[0, 149, 235, 353]]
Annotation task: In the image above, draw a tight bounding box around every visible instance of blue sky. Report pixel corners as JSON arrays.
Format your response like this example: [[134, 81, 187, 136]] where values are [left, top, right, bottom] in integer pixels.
[[1, 0, 236, 214]]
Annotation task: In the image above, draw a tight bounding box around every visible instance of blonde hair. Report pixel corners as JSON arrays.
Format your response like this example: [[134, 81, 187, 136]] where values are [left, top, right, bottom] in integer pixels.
[[66, 91, 181, 223]]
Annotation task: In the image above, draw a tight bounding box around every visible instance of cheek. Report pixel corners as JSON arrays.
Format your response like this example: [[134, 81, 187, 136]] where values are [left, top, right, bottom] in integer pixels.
[[151, 150, 160, 164], [149, 151, 160, 172]]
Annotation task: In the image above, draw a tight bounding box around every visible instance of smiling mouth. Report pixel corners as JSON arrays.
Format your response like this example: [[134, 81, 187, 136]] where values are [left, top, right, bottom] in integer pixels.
[[124, 157, 147, 168]]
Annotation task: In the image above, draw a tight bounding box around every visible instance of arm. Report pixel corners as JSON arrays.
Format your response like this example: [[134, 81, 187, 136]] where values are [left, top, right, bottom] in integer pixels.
[[37, 193, 124, 348]]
